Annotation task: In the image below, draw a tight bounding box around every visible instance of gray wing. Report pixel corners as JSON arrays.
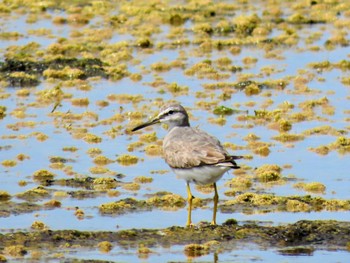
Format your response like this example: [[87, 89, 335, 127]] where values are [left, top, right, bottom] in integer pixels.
[[163, 127, 231, 168]]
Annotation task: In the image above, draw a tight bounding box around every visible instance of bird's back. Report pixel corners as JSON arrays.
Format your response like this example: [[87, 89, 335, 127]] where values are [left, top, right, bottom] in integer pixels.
[[163, 126, 237, 169]]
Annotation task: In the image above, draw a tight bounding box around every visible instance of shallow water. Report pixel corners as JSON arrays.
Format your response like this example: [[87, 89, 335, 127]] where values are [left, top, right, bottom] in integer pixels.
[[0, 0, 349, 261]]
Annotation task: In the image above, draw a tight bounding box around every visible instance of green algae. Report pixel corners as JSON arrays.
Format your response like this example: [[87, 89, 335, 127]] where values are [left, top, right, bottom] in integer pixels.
[[49, 176, 106, 189], [98, 241, 113, 253], [122, 182, 141, 191], [0, 0, 349, 260], [0, 201, 43, 217], [1, 159, 17, 167], [16, 186, 50, 201], [116, 154, 139, 165], [272, 133, 305, 143], [0, 191, 11, 201], [93, 178, 119, 190], [146, 193, 186, 209], [221, 193, 350, 213], [0, 106, 6, 119], [294, 182, 326, 194], [0, 220, 349, 254], [134, 176, 153, 184], [99, 193, 186, 215], [83, 133, 102, 144], [184, 243, 210, 257], [254, 164, 282, 182], [309, 136, 350, 155], [33, 169, 56, 181], [99, 198, 147, 215], [0, 58, 107, 87], [213, 105, 236, 116], [3, 245, 27, 257], [31, 221, 49, 231]]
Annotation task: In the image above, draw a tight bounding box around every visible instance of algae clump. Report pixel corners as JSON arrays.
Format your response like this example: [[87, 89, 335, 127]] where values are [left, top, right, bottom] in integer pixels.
[[255, 164, 282, 182], [117, 154, 139, 165]]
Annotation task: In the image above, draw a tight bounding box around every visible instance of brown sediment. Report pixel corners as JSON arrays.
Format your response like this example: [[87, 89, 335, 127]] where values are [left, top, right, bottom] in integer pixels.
[[0, 220, 349, 253]]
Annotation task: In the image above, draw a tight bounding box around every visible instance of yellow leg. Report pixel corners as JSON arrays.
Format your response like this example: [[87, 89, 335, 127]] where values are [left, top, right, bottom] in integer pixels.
[[211, 183, 219, 225], [186, 182, 194, 227]]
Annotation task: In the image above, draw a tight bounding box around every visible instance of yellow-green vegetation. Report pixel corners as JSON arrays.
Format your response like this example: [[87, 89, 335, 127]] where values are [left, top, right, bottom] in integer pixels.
[[31, 221, 48, 230], [107, 94, 143, 104], [127, 141, 144, 151], [134, 176, 153, 184], [34, 132, 49, 141], [50, 162, 65, 169], [302, 125, 344, 136], [0, 191, 11, 201], [208, 116, 226, 126], [53, 191, 68, 198], [146, 193, 186, 209], [1, 160, 17, 167], [0, 0, 350, 258], [309, 145, 330, 155], [244, 82, 260, 96], [222, 192, 350, 213], [44, 199, 62, 208], [93, 177, 118, 189], [247, 140, 272, 157], [71, 97, 89, 107], [100, 193, 186, 214], [98, 241, 113, 253], [87, 148, 102, 156], [254, 164, 282, 182], [89, 166, 110, 174], [145, 144, 162, 156], [184, 243, 210, 258], [330, 136, 350, 153], [310, 136, 350, 155], [0, 106, 7, 119], [165, 83, 189, 95], [93, 155, 114, 165], [33, 169, 56, 180], [225, 177, 252, 190], [278, 119, 292, 132], [75, 208, 85, 218], [213, 106, 235, 116], [138, 244, 153, 256], [6, 72, 39, 86], [116, 154, 139, 165], [122, 182, 141, 191], [272, 133, 305, 143], [16, 88, 30, 97], [107, 190, 120, 197], [17, 153, 30, 161], [294, 182, 326, 194], [285, 200, 311, 213], [99, 198, 140, 214], [43, 67, 84, 80], [139, 132, 157, 143], [84, 133, 102, 144], [16, 186, 50, 201], [3, 245, 27, 257]]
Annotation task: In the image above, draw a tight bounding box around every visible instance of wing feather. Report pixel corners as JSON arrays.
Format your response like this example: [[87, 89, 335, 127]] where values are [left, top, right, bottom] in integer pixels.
[[163, 127, 235, 169]]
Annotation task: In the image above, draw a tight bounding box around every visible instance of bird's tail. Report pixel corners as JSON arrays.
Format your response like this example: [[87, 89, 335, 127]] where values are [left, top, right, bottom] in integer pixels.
[[230, 155, 243, 169], [217, 155, 243, 169]]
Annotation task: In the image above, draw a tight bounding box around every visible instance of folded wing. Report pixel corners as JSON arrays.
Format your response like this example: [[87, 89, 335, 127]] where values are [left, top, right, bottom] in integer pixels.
[[163, 127, 240, 169]]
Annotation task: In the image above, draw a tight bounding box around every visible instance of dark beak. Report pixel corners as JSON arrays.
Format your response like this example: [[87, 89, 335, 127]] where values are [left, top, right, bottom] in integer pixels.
[[131, 118, 160, 132]]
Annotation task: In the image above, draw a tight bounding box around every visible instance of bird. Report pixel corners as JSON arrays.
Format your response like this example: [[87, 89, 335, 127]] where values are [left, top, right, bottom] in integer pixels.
[[131, 103, 241, 226]]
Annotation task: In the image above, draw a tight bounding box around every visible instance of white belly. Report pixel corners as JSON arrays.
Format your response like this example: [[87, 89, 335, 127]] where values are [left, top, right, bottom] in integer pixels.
[[172, 165, 230, 185]]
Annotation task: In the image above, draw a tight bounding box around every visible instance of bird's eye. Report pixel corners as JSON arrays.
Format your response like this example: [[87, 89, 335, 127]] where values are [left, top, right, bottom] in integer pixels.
[[168, 110, 174, 115]]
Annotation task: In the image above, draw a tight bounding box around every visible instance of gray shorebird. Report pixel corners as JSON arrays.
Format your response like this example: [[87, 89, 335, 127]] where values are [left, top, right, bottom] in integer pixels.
[[131, 103, 241, 226]]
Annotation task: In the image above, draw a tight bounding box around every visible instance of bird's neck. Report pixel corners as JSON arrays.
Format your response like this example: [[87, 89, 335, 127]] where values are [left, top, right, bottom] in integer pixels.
[[168, 120, 190, 130]]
